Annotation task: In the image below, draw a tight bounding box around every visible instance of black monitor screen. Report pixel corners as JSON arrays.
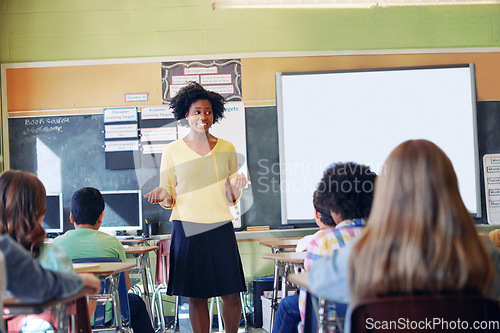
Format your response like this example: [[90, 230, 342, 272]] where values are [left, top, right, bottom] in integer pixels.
[[42, 193, 63, 233], [100, 190, 142, 232]]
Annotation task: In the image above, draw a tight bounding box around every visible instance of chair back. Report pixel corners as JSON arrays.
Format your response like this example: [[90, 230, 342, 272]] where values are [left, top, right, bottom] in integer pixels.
[[155, 239, 171, 285], [72, 257, 131, 327], [350, 294, 500, 333]]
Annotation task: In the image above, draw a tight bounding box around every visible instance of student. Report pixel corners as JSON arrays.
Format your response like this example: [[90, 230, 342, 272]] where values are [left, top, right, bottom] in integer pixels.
[[0, 234, 101, 331], [53, 187, 154, 333], [273, 162, 376, 333], [308, 139, 500, 331], [0, 170, 74, 273], [0, 170, 81, 331], [144, 82, 248, 333]]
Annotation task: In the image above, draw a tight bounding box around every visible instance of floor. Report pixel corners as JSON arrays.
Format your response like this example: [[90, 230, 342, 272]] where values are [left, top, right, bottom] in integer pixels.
[[164, 328, 266, 333]]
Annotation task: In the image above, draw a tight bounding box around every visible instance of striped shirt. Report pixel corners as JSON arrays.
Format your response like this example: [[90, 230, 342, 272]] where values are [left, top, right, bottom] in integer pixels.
[[298, 218, 366, 333]]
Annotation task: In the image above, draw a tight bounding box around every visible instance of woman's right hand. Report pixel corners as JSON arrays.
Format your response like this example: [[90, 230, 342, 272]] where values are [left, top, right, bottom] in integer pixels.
[[144, 187, 171, 204]]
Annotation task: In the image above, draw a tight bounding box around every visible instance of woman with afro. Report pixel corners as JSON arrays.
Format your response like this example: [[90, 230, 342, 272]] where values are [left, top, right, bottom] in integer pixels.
[[145, 82, 249, 333]]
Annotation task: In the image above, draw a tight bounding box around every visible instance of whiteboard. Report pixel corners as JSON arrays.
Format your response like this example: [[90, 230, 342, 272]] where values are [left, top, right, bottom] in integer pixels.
[[276, 64, 480, 224]]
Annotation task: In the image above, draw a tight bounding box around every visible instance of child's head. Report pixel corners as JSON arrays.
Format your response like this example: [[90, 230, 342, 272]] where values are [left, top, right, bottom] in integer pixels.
[[0, 170, 47, 257], [71, 187, 105, 226], [314, 162, 376, 225]]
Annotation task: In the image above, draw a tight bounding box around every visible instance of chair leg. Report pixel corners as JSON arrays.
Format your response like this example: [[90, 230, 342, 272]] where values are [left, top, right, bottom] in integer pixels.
[[152, 286, 165, 332], [215, 297, 223, 332], [209, 298, 214, 332], [173, 296, 179, 331]]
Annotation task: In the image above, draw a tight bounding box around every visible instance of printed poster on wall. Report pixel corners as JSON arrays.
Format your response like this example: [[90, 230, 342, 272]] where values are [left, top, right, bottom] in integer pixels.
[[103, 107, 139, 170], [140, 106, 177, 169], [161, 59, 242, 103]]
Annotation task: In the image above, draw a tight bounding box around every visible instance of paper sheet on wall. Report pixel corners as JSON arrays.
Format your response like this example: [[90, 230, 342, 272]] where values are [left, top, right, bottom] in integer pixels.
[[483, 153, 500, 224]]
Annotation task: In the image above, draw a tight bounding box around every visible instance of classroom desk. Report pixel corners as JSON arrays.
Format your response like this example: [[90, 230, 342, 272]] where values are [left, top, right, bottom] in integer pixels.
[[4, 287, 94, 333], [72, 261, 135, 333], [259, 238, 301, 251], [261, 251, 306, 332], [124, 245, 159, 322], [117, 237, 153, 245], [286, 272, 309, 291], [73, 262, 135, 275]]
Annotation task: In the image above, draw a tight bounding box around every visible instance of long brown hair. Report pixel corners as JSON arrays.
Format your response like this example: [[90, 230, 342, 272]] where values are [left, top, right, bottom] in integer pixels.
[[349, 140, 493, 304], [0, 170, 47, 258]]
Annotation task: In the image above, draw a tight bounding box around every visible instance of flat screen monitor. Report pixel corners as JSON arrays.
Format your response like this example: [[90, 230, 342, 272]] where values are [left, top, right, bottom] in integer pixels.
[[276, 64, 480, 224], [43, 193, 63, 233], [100, 190, 143, 232]]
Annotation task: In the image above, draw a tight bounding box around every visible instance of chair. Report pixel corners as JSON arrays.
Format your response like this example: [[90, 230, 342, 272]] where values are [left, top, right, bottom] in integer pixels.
[[350, 294, 500, 333], [152, 238, 179, 332], [72, 257, 132, 333]]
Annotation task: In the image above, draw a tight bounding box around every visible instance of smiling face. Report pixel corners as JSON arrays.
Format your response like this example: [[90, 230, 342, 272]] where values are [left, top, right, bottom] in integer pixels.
[[185, 99, 214, 134]]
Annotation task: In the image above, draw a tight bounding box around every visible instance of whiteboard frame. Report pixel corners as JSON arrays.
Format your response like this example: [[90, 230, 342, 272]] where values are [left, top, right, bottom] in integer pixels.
[[276, 64, 481, 225]]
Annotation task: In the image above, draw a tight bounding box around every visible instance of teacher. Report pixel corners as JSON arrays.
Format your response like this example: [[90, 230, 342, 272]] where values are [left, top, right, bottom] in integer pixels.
[[145, 82, 249, 333]]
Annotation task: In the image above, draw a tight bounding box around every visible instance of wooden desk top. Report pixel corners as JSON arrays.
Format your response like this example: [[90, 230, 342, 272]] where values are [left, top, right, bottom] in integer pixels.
[[262, 251, 306, 264], [287, 272, 309, 290], [259, 237, 301, 249], [72, 262, 135, 275], [124, 245, 159, 254], [4, 287, 92, 312], [118, 237, 152, 244]]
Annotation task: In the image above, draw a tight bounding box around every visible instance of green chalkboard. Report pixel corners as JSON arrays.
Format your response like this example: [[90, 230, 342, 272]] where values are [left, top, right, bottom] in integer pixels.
[[8, 114, 169, 234]]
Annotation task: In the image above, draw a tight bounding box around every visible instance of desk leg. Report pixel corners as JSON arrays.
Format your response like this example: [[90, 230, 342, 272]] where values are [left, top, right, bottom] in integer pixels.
[[53, 303, 68, 333], [282, 262, 290, 300], [270, 258, 280, 333], [139, 252, 154, 325]]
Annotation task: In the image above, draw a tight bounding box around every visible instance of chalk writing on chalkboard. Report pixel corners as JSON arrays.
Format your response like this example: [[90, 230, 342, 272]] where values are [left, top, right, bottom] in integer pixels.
[[22, 117, 70, 135]]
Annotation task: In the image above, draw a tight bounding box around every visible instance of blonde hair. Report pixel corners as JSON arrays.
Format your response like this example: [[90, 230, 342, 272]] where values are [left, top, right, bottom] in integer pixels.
[[349, 140, 493, 304]]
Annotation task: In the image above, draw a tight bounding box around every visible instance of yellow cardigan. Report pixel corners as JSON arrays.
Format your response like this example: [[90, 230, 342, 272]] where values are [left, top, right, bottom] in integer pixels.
[[160, 138, 240, 223]]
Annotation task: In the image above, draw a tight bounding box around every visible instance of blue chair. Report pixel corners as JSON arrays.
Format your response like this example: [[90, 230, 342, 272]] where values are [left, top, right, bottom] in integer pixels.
[[72, 257, 132, 332]]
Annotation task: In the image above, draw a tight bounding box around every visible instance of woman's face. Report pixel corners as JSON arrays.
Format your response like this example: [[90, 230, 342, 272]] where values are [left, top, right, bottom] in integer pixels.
[[185, 99, 214, 134]]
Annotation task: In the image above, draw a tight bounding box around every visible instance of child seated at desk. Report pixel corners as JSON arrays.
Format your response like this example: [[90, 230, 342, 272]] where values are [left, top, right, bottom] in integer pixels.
[[53, 187, 154, 333], [0, 234, 101, 331], [273, 162, 376, 333], [0, 170, 101, 331], [308, 140, 500, 332], [0, 170, 74, 273]]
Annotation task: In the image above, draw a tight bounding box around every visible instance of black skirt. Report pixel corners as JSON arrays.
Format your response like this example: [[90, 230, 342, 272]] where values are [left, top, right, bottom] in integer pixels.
[[167, 220, 247, 298]]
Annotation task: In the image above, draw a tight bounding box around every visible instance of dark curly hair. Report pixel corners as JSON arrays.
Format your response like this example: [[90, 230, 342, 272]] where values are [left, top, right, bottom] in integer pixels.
[[314, 162, 376, 222], [170, 82, 226, 123], [0, 170, 47, 258], [312, 191, 335, 226]]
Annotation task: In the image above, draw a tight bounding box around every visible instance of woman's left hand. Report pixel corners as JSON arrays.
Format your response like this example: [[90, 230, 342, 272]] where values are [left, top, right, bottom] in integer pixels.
[[229, 173, 251, 190]]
